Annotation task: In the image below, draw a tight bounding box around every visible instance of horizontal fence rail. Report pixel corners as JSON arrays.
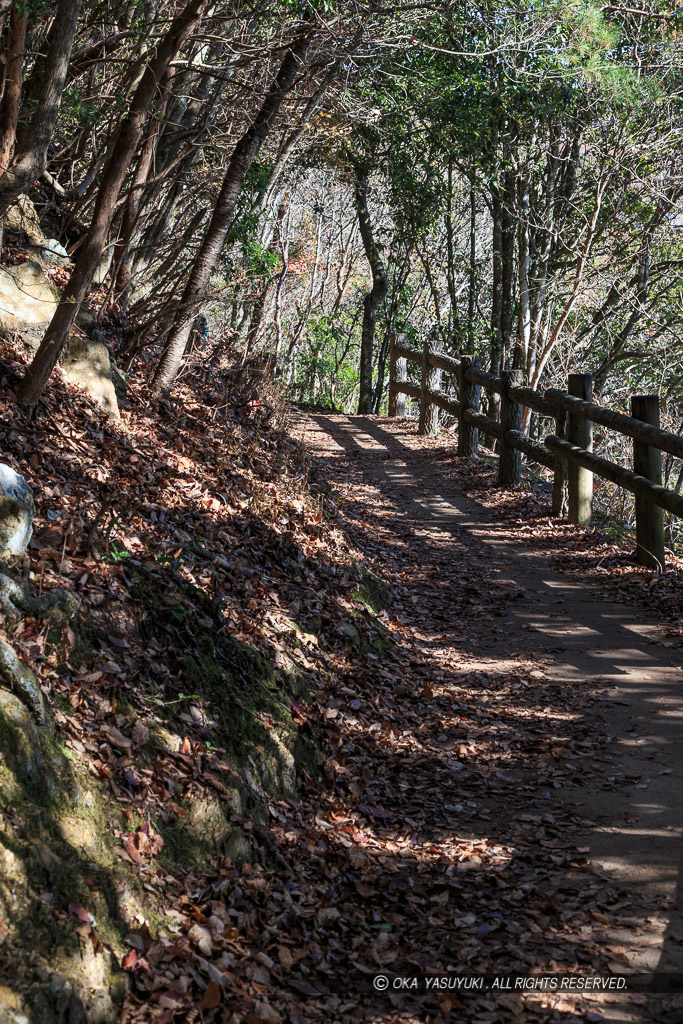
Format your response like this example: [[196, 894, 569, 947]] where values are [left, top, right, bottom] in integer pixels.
[[387, 332, 680, 570]]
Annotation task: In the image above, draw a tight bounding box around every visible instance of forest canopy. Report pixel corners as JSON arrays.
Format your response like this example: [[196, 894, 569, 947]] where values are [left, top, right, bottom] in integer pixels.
[[0, 0, 679, 417]]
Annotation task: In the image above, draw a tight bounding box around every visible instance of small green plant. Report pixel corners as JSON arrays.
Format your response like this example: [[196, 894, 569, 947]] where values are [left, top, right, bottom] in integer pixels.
[[597, 517, 634, 544], [104, 541, 131, 564], [149, 688, 202, 710]]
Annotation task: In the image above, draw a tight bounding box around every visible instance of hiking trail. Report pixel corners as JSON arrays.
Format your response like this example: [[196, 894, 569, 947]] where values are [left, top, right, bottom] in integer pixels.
[[297, 411, 683, 1024]]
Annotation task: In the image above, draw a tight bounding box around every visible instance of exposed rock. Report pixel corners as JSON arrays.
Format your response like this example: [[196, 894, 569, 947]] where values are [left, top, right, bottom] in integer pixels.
[[59, 336, 120, 419], [16, 327, 122, 418], [0, 463, 34, 560], [23, 953, 122, 1024], [0, 571, 79, 625], [0, 262, 60, 329], [5, 196, 44, 244], [93, 329, 130, 410], [40, 239, 68, 259], [0, 639, 51, 726], [108, 359, 129, 410], [337, 619, 361, 644], [263, 733, 297, 794], [0, 685, 126, 1023], [75, 305, 97, 330], [29, 238, 70, 268], [186, 794, 240, 846], [0, 262, 121, 416], [225, 829, 253, 863], [0, 686, 60, 809]]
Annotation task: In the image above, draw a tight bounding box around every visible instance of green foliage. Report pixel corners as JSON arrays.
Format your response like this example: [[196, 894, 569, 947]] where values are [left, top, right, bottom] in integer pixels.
[[286, 309, 362, 411], [243, 238, 280, 278]]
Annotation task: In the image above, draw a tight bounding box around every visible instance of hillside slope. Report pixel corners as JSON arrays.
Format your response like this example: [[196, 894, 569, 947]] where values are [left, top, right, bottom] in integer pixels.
[[0, 340, 393, 1023]]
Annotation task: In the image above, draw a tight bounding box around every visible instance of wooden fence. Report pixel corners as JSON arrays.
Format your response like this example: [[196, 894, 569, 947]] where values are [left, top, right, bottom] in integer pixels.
[[388, 332, 683, 570]]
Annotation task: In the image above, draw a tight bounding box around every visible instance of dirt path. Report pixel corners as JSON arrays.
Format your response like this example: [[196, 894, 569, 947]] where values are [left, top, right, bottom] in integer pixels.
[[296, 411, 683, 1024]]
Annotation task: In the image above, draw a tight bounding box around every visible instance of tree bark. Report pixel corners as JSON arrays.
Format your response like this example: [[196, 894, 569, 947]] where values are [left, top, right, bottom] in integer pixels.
[[17, 0, 208, 407], [113, 70, 173, 301], [499, 168, 515, 366], [354, 166, 387, 415], [467, 183, 476, 351], [490, 188, 503, 375], [151, 25, 313, 396], [0, 0, 84, 218], [0, 5, 27, 175], [517, 175, 531, 376]]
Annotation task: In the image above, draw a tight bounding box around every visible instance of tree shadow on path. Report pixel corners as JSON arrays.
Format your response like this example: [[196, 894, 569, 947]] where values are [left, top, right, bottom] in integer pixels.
[[303, 412, 683, 1022]]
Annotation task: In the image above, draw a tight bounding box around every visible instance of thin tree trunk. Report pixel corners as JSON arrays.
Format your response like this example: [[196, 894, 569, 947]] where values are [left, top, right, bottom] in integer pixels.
[[17, 0, 208, 407], [518, 176, 531, 377], [244, 278, 273, 357], [528, 168, 611, 393], [490, 188, 503, 374], [151, 26, 314, 396], [113, 70, 173, 301], [273, 197, 290, 359], [500, 168, 515, 367], [445, 161, 459, 338], [0, 0, 84, 218], [487, 186, 503, 434], [467, 183, 476, 351], [354, 166, 387, 415], [249, 62, 340, 222], [0, 6, 27, 174]]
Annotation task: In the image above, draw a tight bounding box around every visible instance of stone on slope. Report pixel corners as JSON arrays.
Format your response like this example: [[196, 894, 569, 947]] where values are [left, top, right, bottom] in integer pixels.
[[4, 196, 44, 244], [13, 328, 120, 419], [0, 464, 34, 561], [0, 262, 60, 329], [0, 638, 51, 726], [30, 238, 70, 267], [59, 336, 120, 419]]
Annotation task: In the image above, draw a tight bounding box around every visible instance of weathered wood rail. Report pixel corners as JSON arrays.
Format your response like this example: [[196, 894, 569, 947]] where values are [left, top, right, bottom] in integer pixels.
[[388, 332, 683, 570]]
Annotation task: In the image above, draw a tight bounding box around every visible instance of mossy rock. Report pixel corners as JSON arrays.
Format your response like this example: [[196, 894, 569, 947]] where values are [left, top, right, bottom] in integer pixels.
[[0, 689, 63, 806], [0, 691, 128, 1022]]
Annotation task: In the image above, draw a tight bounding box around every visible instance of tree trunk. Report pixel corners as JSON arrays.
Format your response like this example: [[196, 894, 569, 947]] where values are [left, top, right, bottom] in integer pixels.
[[444, 161, 461, 339], [487, 187, 503, 435], [249, 62, 340, 223], [517, 176, 531, 377], [113, 70, 173, 301], [273, 196, 290, 359], [17, 0, 208, 407], [467, 183, 476, 352], [354, 167, 387, 415], [490, 188, 503, 374], [500, 169, 515, 367], [0, 6, 27, 175], [151, 26, 314, 397], [0, 0, 84, 218]]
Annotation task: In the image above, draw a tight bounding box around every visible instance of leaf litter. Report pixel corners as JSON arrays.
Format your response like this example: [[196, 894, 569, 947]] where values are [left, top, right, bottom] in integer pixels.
[[0, 349, 679, 1022]]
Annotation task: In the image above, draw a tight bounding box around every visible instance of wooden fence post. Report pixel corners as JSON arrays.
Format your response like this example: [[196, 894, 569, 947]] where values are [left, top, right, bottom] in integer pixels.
[[418, 335, 440, 435], [458, 355, 479, 457], [631, 394, 665, 570], [568, 372, 593, 525], [552, 408, 568, 516], [388, 332, 406, 418], [498, 369, 523, 487]]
